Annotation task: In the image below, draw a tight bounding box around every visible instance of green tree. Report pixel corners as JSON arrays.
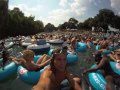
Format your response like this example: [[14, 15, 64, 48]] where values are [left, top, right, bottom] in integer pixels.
[[0, 0, 8, 39], [68, 18, 78, 29], [44, 23, 56, 32]]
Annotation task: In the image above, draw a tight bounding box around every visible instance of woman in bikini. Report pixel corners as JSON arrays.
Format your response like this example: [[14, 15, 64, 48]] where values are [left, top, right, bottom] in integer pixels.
[[11, 49, 51, 71]]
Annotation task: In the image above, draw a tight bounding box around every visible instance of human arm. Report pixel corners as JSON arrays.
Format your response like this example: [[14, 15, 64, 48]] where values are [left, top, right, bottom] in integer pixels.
[[37, 58, 51, 67], [83, 56, 107, 74], [109, 52, 117, 62], [32, 58, 51, 71], [9, 56, 25, 64], [33, 69, 53, 90], [65, 71, 82, 90]]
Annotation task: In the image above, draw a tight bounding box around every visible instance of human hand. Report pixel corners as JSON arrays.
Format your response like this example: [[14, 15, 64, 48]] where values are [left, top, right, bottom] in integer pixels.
[[9, 56, 17, 60]]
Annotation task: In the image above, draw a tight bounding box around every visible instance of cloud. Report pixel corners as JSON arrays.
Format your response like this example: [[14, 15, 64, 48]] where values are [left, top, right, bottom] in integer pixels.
[[9, 4, 45, 19], [9, 0, 90, 26], [9, 0, 120, 27], [59, 0, 68, 7], [70, 0, 88, 16], [110, 0, 120, 15], [42, 9, 71, 26], [42, 0, 89, 26]]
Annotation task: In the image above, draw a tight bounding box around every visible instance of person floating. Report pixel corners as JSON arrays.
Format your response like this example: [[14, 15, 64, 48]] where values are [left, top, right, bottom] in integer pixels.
[[83, 49, 120, 90], [10, 50, 51, 71], [33, 48, 82, 90]]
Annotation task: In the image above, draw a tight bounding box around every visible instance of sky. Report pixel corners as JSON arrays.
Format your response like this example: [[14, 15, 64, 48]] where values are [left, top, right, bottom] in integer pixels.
[[9, 0, 120, 26]]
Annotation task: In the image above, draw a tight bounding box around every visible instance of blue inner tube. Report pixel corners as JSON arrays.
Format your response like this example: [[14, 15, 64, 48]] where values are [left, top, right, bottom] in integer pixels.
[[88, 62, 120, 90], [17, 55, 46, 84], [102, 49, 111, 55], [96, 45, 100, 51], [76, 42, 87, 52], [47, 49, 54, 56], [0, 60, 18, 81], [88, 65, 106, 90], [95, 45, 111, 55], [67, 52, 78, 64], [110, 62, 120, 75], [18, 66, 45, 84]]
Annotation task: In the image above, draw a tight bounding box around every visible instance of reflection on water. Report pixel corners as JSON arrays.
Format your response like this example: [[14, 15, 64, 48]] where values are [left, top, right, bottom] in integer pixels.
[[0, 44, 95, 90]]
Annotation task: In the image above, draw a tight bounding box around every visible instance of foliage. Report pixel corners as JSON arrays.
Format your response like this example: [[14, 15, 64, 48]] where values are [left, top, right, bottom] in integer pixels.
[[0, 4, 44, 39], [44, 23, 56, 32], [0, 0, 120, 39]]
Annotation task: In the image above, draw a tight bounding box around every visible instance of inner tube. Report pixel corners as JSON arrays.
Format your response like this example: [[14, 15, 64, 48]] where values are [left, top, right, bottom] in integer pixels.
[[21, 42, 32, 48], [17, 55, 46, 84], [27, 44, 50, 55], [5, 42, 14, 49], [102, 49, 111, 55], [110, 62, 120, 75], [88, 65, 106, 90], [88, 62, 120, 90], [36, 39, 46, 45], [76, 42, 87, 52], [95, 45, 111, 55], [47, 39, 64, 44], [47, 49, 54, 56], [67, 52, 78, 64], [0, 60, 18, 81], [96, 45, 100, 51]]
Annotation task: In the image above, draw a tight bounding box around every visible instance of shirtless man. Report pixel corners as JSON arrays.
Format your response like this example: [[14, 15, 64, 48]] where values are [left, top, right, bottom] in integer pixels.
[[33, 48, 82, 90], [83, 49, 120, 90]]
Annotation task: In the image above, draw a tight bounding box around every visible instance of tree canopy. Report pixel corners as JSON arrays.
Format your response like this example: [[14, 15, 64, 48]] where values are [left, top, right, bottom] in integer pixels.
[[0, 0, 120, 39], [0, 1, 44, 39]]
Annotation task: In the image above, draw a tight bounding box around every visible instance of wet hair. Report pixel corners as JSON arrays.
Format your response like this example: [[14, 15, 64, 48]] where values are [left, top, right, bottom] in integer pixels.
[[22, 50, 34, 60]]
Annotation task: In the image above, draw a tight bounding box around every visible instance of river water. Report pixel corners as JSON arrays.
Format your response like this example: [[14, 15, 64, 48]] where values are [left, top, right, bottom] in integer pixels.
[[0, 44, 95, 90]]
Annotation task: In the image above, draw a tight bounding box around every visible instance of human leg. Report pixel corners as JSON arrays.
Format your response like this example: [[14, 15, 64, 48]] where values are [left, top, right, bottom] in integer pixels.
[[36, 54, 50, 65]]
